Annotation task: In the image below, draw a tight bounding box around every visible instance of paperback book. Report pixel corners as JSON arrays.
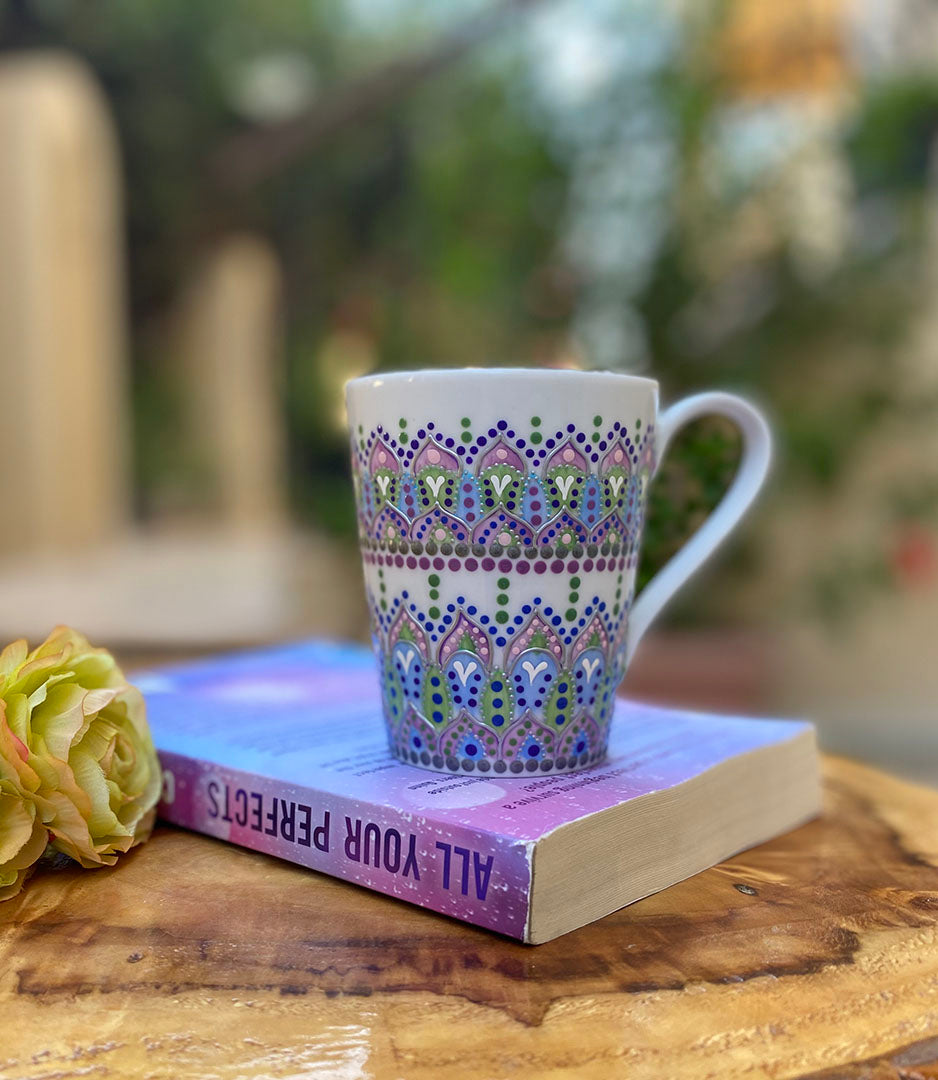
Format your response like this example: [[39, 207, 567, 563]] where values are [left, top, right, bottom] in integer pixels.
[[143, 641, 821, 944]]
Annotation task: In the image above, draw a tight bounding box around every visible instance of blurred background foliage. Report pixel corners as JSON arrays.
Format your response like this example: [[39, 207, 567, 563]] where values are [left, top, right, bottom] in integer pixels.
[[4, 0, 938, 626]]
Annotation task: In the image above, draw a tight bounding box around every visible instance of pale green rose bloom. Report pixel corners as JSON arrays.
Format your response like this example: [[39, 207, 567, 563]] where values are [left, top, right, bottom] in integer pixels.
[[0, 627, 161, 891]]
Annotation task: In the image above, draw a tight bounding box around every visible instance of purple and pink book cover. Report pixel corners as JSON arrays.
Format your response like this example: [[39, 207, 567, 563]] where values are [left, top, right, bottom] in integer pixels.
[[142, 641, 813, 941]]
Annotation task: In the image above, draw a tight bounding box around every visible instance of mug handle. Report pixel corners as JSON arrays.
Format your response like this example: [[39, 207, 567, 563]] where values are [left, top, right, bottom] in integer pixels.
[[625, 392, 772, 667]]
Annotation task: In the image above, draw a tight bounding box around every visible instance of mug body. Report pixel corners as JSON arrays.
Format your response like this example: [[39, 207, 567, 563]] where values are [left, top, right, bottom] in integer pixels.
[[346, 369, 658, 775]]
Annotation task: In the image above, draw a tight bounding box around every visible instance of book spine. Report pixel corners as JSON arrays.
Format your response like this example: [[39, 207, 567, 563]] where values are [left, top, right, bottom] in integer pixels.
[[157, 751, 533, 941]]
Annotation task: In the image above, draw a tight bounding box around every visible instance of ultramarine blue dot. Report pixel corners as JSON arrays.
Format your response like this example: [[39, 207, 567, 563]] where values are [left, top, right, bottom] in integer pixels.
[[567, 423, 575, 432], [402, 590, 409, 599], [432, 693, 443, 705], [409, 604, 416, 611], [556, 715, 566, 725], [544, 606, 553, 616], [432, 711, 444, 723], [488, 428, 498, 437], [514, 616, 524, 625], [578, 618, 586, 627], [593, 596, 600, 604], [467, 605, 477, 615], [447, 603, 456, 612], [556, 696, 568, 709], [492, 698, 503, 709], [457, 596, 465, 605], [527, 745, 540, 757], [545, 439, 555, 449], [418, 613, 425, 622], [522, 604, 532, 615], [506, 627, 515, 635], [442, 615, 453, 625], [414, 736, 422, 748], [417, 429, 426, 438], [497, 420, 507, 431], [551, 616, 562, 626], [493, 714, 504, 726], [492, 680, 503, 692], [599, 601, 607, 611], [465, 743, 478, 756], [585, 607, 593, 616], [496, 636, 507, 647], [480, 615, 489, 624]]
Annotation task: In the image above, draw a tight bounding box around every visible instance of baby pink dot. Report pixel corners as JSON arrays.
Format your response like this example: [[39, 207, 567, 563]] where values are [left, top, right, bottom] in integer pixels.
[[435, 528, 446, 540], [561, 532, 572, 544], [378, 451, 387, 464], [497, 448, 507, 460], [614, 448, 623, 463], [563, 447, 575, 462], [427, 448, 441, 464], [498, 531, 511, 545]]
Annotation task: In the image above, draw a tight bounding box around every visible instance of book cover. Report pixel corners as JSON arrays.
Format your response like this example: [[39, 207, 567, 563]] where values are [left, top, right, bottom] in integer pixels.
[[143, 640, 817, 942]]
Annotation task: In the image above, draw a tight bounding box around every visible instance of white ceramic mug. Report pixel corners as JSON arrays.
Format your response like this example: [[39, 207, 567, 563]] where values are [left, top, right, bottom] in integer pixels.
[[346, 369, 771, 775]]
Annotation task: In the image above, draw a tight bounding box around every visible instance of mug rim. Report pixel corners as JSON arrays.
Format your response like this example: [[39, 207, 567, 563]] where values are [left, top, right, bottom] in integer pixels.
[[346, 367, 659, 393]]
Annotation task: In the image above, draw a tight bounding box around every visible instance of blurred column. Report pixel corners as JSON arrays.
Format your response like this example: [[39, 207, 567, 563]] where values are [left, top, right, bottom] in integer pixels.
[[174, 235, 288, 531], [0, 53, 131, 556]]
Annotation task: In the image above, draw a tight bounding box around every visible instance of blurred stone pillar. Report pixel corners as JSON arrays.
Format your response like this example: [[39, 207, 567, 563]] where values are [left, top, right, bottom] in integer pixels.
[[0, 53, 131, 556], [174, 235, 288, 531]]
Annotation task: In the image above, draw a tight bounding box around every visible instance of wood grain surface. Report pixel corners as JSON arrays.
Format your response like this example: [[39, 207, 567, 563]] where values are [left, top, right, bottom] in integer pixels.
[[2, 755, 938, 1080]]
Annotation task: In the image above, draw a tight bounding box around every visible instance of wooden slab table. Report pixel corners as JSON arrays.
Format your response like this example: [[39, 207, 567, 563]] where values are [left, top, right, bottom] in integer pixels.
[[2, 756, 938, 1080]]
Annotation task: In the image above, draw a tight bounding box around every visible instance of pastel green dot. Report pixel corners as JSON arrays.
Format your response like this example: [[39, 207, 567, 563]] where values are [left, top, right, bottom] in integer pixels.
[[429, 606, 440, 619], [461, 431, 472, 443], [399, 418, 407, 428], [495, 611, 509, 625], [636, 418, 642, 429], [591, 432, 600, 443], [570, 576, 581, 588], [565, 608, 577, 621], [593, 415, 602, 427], [569, 592, 579, 604], [531, 416, 541, 427], [531, 432, 543, 445], [380, 599, 387, 611], [461, 417, 471, 427], [428, 573, 440, 587], [429, 589, 439, 601], [497, 577, 510, 589], [497, 593, 509, 606]]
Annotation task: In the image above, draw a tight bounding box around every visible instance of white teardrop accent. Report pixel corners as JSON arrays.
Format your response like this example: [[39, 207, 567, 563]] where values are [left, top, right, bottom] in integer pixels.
[[609, 475, 624, 497], [398, 650, 414, 674], [556, 475, 576, 500], [376, 475, 391, 496], [582, 657, 601, 680], [452, 659, 477, 686], [521, 660, 548, 682], [490, 474, 513, 498], [426, 476, 446, 499]]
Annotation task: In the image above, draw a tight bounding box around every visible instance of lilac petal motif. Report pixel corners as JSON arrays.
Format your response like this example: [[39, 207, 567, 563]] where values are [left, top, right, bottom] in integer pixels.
[[560, 717, 601, 763], [439, 612, 491, 667], [571, 614, 610, 663], [500, 713, 557, 765], [588, 513, 619, 546], [439, 715, 500, 763], [471, 510, 535, 547], [536, 511, 587, 546], [506, 613, 564, 667], [477, 439, 525, 473], [414, 439, 459, 474], [372, 503, 410, 542], [369, 437, 401, 474], [411, 507, 471, 544], [545, 441, 588, 474]]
